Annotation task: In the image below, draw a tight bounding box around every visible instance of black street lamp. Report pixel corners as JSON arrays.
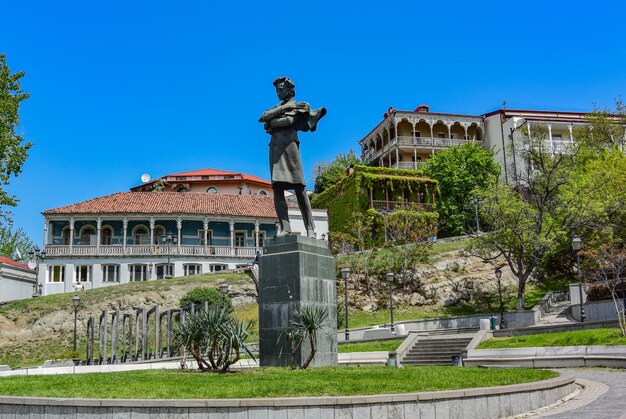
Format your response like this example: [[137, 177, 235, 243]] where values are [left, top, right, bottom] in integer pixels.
[[72, 294, 81, 353], [470, 197, 481, 233], [162, 232, 178, 279], [341, 267, 351, 340], [495, 267, 505, 329], [572, 236, 585, 322], [28, 247, 46, 296], [387, 272, 395, 332]]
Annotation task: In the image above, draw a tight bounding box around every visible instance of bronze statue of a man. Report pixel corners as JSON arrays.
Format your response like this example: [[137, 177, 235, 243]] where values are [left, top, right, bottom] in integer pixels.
[[259, 77, 326, 238]]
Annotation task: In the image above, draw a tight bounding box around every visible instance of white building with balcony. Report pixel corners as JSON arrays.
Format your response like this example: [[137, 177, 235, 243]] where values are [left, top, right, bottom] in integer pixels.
[[359, 105, 591, 184], [37, 169, 328, 296], [359, 105, 484, 170]]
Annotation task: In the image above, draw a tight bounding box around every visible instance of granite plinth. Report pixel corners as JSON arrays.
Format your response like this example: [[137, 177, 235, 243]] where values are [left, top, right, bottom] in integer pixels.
[[258, 235, 338, 367]]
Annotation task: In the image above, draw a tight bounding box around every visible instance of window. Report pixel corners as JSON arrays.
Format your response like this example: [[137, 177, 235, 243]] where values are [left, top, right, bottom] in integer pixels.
[[129, 264, 148, 281], [75, 265, 92, 282], [184, 264, 202, 276], [235, 231, 246, 247], [438, 133, 445, 138], [154, 226, 166, 244], [80, 226, 96, 245], [155, 263, 174, 279], [101, 226, 113, 245], [177, 187, 188, 193], [48, 265, 65, 282], [256, 231, 266, 248], [133, 226, 149, 245], [206, 187, 218, 194], [258, 190, 267, 196], [413, 131, 421, 137], [210, 264, 228, 272], [62, 227, 71, 245], [102, 265, 120, 282]]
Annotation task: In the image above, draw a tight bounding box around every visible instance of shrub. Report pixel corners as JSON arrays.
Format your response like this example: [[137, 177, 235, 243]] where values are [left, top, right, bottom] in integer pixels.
[[173, 306, 255, 372], [179, 287, 233, 312]]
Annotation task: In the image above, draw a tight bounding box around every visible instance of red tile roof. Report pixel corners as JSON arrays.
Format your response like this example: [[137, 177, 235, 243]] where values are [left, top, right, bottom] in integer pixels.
[[0, 256, 31, 270], [43, 192, 278, 218]]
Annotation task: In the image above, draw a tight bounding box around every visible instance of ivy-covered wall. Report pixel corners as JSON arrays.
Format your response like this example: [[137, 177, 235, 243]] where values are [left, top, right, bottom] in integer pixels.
[[311, 165, 439, 233]]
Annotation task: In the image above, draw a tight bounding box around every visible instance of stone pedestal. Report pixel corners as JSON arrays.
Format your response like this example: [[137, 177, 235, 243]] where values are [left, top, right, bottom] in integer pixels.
[[258, 235, 337, 367]]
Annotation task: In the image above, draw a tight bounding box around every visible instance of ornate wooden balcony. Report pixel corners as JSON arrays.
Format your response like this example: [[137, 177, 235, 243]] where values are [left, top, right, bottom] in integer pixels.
[[44, 244, 258, 258], [370, 200, 434, 212]]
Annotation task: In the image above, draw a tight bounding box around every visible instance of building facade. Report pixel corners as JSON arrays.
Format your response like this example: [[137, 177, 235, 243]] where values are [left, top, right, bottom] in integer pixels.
[[0, 257, 37, 303], [37, 170, 328, 296], [359, 105, 484, 170], [359, 105, 589, 183]]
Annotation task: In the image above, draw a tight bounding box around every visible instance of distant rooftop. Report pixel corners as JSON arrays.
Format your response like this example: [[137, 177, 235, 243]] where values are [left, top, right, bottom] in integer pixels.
[[131, 168, 271, 192]]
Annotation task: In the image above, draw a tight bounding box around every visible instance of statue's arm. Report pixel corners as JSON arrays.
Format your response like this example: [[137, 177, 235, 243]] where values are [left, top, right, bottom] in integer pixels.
[[259, 102, 309, 123]]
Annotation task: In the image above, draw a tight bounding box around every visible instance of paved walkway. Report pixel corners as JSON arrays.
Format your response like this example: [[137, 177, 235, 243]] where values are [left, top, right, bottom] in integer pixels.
[[529, 368, 626, 418], [535, 300, 576, 326]]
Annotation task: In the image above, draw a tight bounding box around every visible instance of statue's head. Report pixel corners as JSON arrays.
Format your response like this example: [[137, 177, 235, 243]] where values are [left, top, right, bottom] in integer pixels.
[[273, 76, 295, 101]]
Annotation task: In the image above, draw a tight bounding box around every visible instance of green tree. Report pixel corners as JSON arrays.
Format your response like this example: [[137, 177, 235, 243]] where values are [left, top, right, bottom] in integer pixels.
[[0, 223, 35, 259], [380, 209, 437, 283], [179, 287, 233, 312], [0, 55, 31, 219], [312, 149, 361, 193], [422, 143, 500, 237]]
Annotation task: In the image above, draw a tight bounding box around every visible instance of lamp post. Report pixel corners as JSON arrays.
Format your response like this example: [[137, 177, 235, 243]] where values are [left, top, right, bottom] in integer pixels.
[[387, 272, 395, 332], [219, 283, 229, 295], [495, 267, 505, 329], [469, 197, 481, 233], [572, 236, 585, 322], [341, 267, 351, 340], [162, 232, 177, 279], [27, 247, 46, 296], [72, 294, 81, 353]]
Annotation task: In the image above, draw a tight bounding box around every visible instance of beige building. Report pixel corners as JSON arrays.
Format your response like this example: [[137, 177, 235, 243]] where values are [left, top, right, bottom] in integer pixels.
[[359, 105, 589, 183], [483, 109, 587, 183], [359, 105, 484, 170]]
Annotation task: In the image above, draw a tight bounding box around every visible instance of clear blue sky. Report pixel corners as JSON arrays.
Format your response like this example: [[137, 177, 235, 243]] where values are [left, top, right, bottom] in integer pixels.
[[2, 0, 626, 247]]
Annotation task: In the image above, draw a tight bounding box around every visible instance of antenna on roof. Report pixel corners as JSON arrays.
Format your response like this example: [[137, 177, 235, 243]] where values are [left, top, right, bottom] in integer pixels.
[[502, 100, 507, 110], [141, 173, 151, 183]]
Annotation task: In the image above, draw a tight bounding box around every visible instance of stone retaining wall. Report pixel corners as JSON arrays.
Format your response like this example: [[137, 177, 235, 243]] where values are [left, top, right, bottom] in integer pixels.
[[0, 374, 576, 418]]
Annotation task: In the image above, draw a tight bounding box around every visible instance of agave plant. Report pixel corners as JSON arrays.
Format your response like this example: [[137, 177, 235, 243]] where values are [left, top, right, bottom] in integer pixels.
[[174, 305, 256, 372], [280, 305, 329, 369]]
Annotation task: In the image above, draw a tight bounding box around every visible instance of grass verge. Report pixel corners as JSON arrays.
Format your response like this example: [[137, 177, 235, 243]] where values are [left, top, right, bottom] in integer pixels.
[[338, 338, 403, 353], [477, 328, 626, 349], [0, 367, 558, 399]]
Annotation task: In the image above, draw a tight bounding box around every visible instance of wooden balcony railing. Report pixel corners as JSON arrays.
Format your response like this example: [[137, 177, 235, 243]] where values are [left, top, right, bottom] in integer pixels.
[[370, 200, 434, 212], [44, 244, 258, 258]]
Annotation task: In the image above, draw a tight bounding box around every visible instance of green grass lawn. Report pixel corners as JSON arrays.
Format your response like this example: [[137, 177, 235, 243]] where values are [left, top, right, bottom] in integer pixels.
[[477, 328, 626, 349], [0, 367, 558, 399], [338, 338, 403, 353]]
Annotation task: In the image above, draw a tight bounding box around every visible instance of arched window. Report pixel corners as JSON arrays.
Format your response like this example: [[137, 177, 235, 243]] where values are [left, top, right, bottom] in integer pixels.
[[79, 225, 96, 245], [133, 225, 149, 245], [154, 225, 166, 244], [101, 226, 113, 245], [62, 227, 71, 245], [206, 187, 218, 194], [258, 190, 268, 196]]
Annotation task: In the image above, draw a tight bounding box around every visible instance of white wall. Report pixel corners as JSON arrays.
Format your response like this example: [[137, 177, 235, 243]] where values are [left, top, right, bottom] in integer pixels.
[[0, 265, 37, 302]]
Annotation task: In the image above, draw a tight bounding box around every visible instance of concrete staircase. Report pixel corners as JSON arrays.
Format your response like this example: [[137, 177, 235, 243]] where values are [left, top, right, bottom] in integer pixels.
[[400, 334, 474, 366]]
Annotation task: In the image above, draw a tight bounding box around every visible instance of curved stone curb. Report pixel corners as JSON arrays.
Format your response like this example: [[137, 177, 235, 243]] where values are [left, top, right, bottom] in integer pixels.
[[0, 374, 576, 418]]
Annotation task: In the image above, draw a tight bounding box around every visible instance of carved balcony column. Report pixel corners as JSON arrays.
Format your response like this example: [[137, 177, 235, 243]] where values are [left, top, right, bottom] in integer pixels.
[[96, 217, 102, 252], [123, 218, 128, 254], [69, 218, 75, 255], [176, 218, 182, 252], [229, 220, 235, 254]]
